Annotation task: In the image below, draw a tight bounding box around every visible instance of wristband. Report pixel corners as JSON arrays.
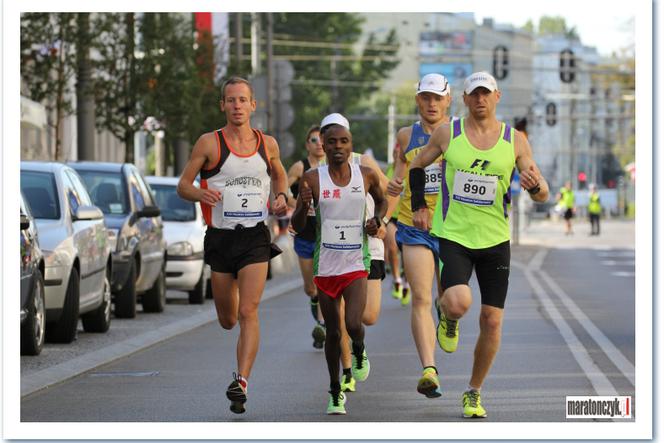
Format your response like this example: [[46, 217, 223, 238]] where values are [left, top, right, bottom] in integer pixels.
[[527, 184, 541, 195], [409, 167, 427, 211], [276, 192, 288, 201]]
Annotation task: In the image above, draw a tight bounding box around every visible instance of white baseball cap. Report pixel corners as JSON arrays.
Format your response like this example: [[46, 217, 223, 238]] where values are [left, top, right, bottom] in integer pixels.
[[320, 113, 350, 130], [463, 71, 498, 94], [417, 73, 450, 96]]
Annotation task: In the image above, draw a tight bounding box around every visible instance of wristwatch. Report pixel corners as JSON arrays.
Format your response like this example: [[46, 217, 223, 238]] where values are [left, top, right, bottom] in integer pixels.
[[382, 216, 390, 225]]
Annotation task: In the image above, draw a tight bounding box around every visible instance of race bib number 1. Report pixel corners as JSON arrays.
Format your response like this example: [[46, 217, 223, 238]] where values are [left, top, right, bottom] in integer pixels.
[[223, 185, 264, 218], [321, 219, 363, 250], [452, 170, 498, 206]]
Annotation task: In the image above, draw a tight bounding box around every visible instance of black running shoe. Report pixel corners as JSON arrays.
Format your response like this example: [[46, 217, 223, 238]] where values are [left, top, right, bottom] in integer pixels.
[[226, 372, 247, 414]]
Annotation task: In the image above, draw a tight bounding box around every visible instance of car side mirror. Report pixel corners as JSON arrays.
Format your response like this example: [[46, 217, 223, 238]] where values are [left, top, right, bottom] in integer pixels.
[[20, 214, 30, 230], [137, 205, 161, 219], [73, 205, 104, 221]]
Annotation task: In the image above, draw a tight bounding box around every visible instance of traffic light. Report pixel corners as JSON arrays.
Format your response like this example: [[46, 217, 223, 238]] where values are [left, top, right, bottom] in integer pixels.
[[578, 171, 587, 189], [493, 45, 509, 80], [559, 49, 576, 83]]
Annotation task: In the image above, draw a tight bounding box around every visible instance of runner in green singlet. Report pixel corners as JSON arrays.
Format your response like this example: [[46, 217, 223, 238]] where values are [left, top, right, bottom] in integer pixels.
[[408, 71, 550, 418]]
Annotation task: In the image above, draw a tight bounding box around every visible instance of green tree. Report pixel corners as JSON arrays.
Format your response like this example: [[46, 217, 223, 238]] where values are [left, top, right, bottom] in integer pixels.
[[20, 13, 77, 161], [91, 13, 141, 163], [262, 13, 399, 164], [537, 16, 579, 39]]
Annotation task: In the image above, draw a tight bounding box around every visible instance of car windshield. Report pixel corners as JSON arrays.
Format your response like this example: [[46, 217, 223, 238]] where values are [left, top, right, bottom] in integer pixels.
[[21, 171, 60, 220], [150, 184, 196, 222], [76, 170, 129, 215]]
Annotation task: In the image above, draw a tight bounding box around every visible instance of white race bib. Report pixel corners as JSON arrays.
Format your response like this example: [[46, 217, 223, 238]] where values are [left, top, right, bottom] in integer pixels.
[[452, 170, 498, 206], [223, 185, 264, 218], [321, 219, 363, 250], [423, 162, 443, 194]]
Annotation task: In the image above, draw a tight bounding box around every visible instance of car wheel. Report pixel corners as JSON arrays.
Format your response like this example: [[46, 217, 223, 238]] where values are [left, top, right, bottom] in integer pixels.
[[188, 270, 206, 305], [46, 267, 80, 344], [142, 266, 166, 313], [82, 266, 112, 333], [21, 268, 45, 355], [115, 259, 137, 318]]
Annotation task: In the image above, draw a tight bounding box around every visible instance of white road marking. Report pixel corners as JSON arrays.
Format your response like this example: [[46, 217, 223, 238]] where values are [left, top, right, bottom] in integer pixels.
[[600, 260, 635, 266], [612, 271, 635, 277]]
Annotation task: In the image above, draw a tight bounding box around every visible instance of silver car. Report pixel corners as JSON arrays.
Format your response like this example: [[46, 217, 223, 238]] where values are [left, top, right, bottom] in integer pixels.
[[146, 176, 210, 304], [21, 162, 113, 343]]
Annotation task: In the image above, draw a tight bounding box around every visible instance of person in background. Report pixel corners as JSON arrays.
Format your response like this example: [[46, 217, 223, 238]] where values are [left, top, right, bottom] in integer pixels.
[[588, 183, 602, 236], [286, 125, 327, 349]]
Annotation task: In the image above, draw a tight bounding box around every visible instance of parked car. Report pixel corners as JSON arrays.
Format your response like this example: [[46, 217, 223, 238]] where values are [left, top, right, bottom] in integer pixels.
[[20, 192, 46, 355], [146, 176, 210, 304], [69, 162, 167, 318], [20, 162, 113, 343]]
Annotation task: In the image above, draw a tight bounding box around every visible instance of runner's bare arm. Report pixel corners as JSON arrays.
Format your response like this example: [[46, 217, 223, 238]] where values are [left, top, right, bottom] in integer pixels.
[[286, 160, 304, 208], [265, 135, 289, 216], [364, 167, 387, 237], [360, 153, 389, 192], [409, 123, 450, 169], [387, 128, 410, 198], [291, 170, 318, 233], [514, 130, 549, 202], [410, 124, 450, 231], [177, 132, 222, 206]]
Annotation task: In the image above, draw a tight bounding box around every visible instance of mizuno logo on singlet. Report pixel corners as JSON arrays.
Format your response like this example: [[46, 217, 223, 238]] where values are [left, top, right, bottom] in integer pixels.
[[351, 186, 362, 193]]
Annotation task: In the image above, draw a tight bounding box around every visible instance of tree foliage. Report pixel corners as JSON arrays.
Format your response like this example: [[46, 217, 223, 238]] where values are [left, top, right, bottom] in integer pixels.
[[20, 13, 78, 160]]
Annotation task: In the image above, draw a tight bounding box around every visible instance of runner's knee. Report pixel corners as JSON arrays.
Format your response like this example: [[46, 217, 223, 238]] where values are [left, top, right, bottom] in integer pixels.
[[217, 314, 237, 330], [479, 310, 503, 334]]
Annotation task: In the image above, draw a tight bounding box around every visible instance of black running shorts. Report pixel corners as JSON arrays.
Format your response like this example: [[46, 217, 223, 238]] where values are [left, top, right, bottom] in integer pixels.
[[564, 208, 574, 220], [204, 222, 271, 277], [368, 259, 386, 281], [438, 238, 510, 309]]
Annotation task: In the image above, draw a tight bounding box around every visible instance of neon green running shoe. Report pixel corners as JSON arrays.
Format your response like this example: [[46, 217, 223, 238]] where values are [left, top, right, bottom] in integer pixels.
[[327, 391, 346, 415], [462, 390, 487, 418], [436, 311, 459, 353], [391, 281, 403, 299], [351, 349, 370, 381], [416, 368, 442, 398], [340, 374, 356, 392], [312, 323, 326, 349], [400, 287, 411, 306]]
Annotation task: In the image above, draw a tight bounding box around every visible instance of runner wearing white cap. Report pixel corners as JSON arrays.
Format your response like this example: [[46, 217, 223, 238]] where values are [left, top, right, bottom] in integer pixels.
[[291, 113, 386, 415], [408, 71, 549, 418], [386, 72, 452, 399]]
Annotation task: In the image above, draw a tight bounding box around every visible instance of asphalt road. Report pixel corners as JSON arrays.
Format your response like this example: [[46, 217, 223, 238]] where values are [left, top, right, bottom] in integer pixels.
[[20, 243, 636, 425]]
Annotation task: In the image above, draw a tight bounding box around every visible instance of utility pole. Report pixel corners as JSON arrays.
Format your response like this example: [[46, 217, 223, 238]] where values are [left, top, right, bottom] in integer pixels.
[[235, 13, 242, 69], [387, 96, 396, 163], [251, 13, 261, 76], [76, 13, 95, 161], [266, 13, 273, 133]]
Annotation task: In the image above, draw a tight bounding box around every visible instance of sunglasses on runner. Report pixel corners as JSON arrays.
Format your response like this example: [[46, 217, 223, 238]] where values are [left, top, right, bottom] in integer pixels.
[[308, 136, 320, 143]]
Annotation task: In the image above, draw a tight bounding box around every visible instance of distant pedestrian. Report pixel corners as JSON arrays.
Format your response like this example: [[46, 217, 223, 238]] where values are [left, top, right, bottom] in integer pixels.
[[588, 184, 602, 236], [177, 76, 289, 414], [556, 181, 576, 235]]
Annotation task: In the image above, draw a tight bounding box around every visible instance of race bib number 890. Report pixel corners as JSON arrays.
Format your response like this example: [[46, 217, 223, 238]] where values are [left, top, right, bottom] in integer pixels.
[[452, 170, 498, 206]]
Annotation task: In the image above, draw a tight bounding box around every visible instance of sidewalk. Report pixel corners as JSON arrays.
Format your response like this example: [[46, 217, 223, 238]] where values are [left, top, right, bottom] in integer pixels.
[[516, 218, 636, 250]]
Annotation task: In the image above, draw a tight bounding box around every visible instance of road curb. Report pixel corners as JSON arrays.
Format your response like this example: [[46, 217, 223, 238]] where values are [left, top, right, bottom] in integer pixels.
[[21, 277, 303, 398]]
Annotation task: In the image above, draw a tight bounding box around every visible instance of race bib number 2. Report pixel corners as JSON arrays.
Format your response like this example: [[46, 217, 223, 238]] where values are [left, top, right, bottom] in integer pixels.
[[223, 185, 264, 218], [321, 219, 363, 250], [452, 171, 498, 206]]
